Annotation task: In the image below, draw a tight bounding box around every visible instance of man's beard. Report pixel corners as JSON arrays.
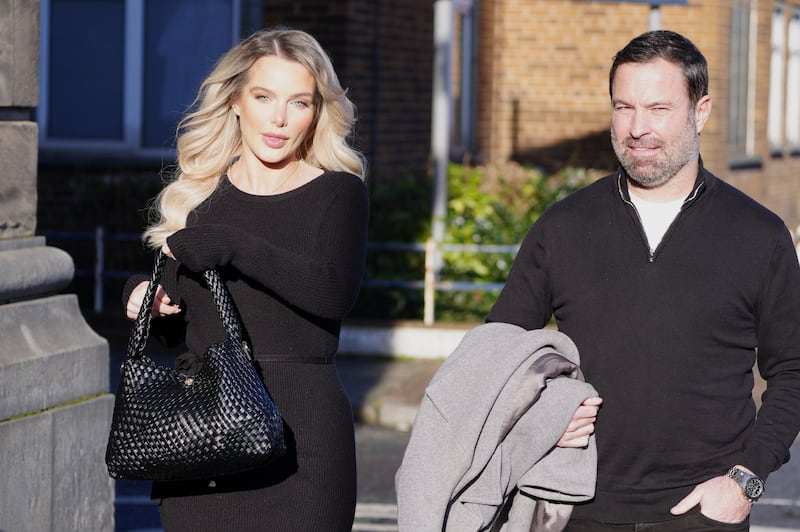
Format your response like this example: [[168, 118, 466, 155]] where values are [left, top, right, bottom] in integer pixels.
[[611, 115, 699, 189]]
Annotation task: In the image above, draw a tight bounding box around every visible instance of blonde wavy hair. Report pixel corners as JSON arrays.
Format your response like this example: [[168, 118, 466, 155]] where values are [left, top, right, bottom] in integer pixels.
[[144, 28, 366, 249]]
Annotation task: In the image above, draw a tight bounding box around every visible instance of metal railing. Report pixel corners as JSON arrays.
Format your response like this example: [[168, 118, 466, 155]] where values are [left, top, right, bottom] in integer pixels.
[[361, 239, 517, 324], [44, 226, 800, 324], [40, 227, 519, 324]]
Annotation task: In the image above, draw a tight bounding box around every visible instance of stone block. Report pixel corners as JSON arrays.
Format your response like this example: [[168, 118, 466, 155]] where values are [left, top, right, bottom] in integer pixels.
[[0, 414, 53, 532], [0, 294, 109, 421], [0, 121, 37, 238], [0, 396, 115, 532], [0, 0, 39, 107], [0, 0, 12, 106], [0, 245, 74, 301], [0, 235, 44, 250], [52, 396, 115, 532], [13, 0, 39, 107]]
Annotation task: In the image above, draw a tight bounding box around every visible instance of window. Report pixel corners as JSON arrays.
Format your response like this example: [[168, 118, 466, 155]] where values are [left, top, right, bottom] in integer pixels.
[[768, 2, 786, 153], [727, 0, 757, 164], [787, 8, 800, 153], [38, 0, 241, 161]]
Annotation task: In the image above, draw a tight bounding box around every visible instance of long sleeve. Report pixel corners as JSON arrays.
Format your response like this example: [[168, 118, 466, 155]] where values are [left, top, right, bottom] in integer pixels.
[[167, 173, 368, 320], [151, 172, 368, 359], [486, 216, 553, 329], [745, 228, 800, 478]]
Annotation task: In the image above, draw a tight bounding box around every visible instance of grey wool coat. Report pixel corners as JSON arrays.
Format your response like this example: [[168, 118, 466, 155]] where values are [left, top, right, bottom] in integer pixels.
[[395, 323, 598, 532]]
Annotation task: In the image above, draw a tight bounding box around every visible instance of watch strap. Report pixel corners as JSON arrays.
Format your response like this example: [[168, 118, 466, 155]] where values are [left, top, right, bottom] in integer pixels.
[[727, 466, 764, 502]]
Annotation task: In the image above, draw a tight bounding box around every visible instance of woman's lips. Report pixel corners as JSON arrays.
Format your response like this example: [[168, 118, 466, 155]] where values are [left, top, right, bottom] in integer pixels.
[[263, 134, 288, 148]]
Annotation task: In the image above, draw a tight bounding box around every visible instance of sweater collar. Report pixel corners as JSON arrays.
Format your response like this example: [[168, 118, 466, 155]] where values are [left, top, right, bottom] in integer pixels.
[[616, 156, 712, 207]]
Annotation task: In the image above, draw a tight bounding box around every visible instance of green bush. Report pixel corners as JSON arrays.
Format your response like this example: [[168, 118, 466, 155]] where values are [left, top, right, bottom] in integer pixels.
[[352, 173, 432, 320], [351, 162, 595, 322]]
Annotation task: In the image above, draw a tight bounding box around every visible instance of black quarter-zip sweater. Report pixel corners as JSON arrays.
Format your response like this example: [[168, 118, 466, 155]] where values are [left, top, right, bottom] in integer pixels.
[[487, 162, 800, 523]]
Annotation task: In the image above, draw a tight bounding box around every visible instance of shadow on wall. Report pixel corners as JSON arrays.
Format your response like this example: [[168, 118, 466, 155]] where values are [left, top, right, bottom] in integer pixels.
[[507, 98, 617, 173], [512, 127, 619, 176]]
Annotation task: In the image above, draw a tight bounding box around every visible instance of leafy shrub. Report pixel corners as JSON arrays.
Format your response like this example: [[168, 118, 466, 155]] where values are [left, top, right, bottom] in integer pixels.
[[351, 162, 595, 322]]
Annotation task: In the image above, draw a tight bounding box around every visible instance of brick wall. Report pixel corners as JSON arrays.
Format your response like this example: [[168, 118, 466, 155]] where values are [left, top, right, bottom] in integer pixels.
[[477, 0, 650, 170], [723, 0, 800, 231], [262, 0, 434, 181], [35, 1, 800, 233], [477, 0, 800, 229]]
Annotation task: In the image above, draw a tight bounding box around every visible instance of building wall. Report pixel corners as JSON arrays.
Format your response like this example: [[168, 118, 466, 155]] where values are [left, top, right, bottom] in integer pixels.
[[262, 0, 434, 181], [477, 0, 648, 169], [477, 0, 800, 230], [35, 1, 800, 235], [724, 0, 800, 231], [36, 0, 435, 242]]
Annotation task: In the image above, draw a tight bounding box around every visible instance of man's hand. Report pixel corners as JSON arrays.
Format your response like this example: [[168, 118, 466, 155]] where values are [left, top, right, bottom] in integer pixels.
[[669, 466, 753, 523], [557, 396, 603, 448]]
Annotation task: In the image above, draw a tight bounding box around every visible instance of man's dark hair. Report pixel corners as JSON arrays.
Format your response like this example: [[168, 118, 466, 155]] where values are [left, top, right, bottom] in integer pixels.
[[609, 30, 708, 107]]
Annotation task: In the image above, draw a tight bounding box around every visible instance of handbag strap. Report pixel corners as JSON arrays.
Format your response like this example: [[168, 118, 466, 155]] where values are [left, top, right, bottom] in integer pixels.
[[202, 268, 246, 348], [127, 251, 247, 360]]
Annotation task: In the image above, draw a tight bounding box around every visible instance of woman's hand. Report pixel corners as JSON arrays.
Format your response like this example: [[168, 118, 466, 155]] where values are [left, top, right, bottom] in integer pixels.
[[126, 281, 181, 319], [162, 242, 175, 260], [557, 396, 603, 448]]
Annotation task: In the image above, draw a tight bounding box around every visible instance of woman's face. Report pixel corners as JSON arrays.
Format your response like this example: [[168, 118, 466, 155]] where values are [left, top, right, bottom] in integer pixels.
[[231, 55, 317, 167]]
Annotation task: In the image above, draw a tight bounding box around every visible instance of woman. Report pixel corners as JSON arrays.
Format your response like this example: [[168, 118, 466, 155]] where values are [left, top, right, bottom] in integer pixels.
[[123, 27, 368, 531]]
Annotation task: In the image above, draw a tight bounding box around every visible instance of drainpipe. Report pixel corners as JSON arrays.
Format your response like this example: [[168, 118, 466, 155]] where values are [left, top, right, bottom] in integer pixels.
[[429, 0, 453, 324]]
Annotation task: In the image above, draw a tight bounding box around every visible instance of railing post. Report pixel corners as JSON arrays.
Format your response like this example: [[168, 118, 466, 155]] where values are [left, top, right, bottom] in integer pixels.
[[94, 226, 104, 313], [423, 238, 437, 325]]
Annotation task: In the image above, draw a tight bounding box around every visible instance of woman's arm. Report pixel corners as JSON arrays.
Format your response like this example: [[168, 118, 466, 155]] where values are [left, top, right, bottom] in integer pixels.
[[166, 177, 369, 320]]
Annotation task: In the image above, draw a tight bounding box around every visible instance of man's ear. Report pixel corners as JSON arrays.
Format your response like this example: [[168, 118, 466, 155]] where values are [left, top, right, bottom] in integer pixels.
[[695, 95, 712, 134]]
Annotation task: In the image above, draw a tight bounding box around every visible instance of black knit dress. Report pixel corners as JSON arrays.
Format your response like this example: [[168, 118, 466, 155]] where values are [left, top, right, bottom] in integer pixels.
[[139, 171, 368, 531]]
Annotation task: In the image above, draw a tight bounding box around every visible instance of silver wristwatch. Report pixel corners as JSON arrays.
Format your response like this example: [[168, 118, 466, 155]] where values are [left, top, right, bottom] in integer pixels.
[[727, 466, 764, 502]]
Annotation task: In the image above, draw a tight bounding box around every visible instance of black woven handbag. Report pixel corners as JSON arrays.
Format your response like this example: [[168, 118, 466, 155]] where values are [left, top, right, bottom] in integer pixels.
[[105, 252, 285, 481]]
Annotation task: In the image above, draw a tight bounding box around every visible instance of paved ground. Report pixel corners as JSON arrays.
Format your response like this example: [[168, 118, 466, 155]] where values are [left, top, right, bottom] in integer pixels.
[[94, 315, 800, 531], [113, 424, 409, 532], [339, 355, 800, 531], [342, 359, 800, 532]]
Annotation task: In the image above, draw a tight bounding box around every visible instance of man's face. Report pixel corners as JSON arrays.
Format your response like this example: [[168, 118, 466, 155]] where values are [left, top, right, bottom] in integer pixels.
[[610, 58, 706, 189]]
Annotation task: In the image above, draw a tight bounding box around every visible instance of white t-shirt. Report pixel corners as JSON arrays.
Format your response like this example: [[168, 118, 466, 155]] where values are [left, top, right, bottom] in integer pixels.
[[628, 192, 684, 253]]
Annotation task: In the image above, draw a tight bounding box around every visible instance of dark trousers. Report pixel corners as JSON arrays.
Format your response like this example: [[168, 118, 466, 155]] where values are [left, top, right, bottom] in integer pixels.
[[564, 510, 749, 532]]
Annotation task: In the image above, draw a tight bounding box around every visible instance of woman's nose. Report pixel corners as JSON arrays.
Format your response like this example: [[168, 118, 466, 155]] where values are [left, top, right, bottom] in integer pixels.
[[271, 106, 286, 127]]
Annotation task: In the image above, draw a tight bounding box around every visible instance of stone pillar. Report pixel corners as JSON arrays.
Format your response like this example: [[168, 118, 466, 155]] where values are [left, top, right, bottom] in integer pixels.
[[0, 2, 115, 531]]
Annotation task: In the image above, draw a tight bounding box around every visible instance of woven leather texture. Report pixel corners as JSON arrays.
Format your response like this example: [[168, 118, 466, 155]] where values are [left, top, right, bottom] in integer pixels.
[[105, 252, 285, 481]]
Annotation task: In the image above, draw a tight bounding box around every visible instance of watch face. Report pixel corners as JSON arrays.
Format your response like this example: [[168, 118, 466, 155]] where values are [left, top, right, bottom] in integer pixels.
[[744, 478, 764, 499]]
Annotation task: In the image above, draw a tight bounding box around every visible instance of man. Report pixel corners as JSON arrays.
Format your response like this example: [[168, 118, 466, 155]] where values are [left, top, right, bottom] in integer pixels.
[[487, 30, 800, 531]]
